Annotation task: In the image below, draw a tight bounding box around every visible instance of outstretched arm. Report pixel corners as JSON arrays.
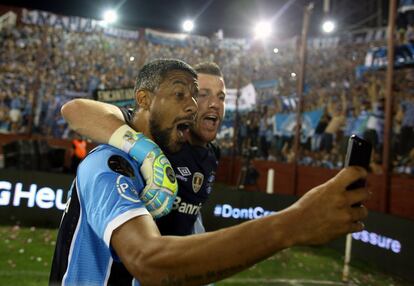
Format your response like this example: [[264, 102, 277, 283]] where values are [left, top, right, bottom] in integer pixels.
[[112, 167, 370, 286], [61, 99, 126, 143]]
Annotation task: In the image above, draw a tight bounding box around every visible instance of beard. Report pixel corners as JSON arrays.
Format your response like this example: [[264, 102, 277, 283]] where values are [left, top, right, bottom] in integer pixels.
[[149, 117, 171, 153], [149, 109, 182, 153]]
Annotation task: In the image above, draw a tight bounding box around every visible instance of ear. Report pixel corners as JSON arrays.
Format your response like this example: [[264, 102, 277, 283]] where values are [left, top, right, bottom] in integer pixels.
[[135, 90, 152, 110]]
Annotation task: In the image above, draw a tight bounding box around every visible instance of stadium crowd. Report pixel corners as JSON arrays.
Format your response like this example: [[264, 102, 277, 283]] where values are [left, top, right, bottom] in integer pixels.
[[1, 17, 414, 175]]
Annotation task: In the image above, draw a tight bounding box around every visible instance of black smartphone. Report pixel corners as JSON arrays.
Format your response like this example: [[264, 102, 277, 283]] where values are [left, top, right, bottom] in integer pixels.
[[344, 134, 372, 191]]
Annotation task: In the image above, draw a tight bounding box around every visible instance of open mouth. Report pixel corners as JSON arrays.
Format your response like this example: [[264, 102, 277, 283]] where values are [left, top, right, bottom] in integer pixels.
[[176, 121, 192, 141], [204, 114, 218, 124], [177, 122, 191, 132], [202, 114, 220, 130]]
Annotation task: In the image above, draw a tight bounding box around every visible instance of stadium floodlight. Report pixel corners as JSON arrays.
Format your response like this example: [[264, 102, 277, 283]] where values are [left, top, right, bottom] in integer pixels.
[[254, 21, 272, 39], [182, 20, 194, 32], [273, 48, 279, 54], [322, 20, 335, 33], [103, 9, 117, 24]]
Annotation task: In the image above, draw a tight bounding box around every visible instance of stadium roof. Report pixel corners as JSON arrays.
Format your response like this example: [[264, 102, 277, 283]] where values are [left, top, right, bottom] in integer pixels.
[[1, 0, 388, 39]]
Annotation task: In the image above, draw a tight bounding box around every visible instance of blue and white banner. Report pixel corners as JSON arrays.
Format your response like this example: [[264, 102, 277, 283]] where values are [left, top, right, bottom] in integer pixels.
[[217, 84, 257, 139], [363, 44, 414, 70], [399, 0, 414, 12], [225, 83, 257, 111], [216, 110, 236, 139], [214, 37, 250, 51], [188, 34, 210, 47], [145, 28, 189, 46], [274, 108, 324, 141], [252, 79, 278, 89], [145, 28, 209, 47], [21, 9, 139, 40], [308, 36, 339, 50]]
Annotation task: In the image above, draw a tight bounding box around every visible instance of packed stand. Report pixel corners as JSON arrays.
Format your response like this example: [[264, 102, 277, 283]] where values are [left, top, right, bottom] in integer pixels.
[[1, 17, 413, 176]]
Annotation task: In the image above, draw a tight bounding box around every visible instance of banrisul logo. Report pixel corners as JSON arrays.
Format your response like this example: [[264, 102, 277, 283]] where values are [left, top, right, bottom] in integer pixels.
[[0, 180, 66, 210]]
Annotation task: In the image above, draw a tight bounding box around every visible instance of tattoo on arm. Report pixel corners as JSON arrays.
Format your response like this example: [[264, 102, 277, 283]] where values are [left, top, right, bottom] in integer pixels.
[[160, 264, 247, 286]]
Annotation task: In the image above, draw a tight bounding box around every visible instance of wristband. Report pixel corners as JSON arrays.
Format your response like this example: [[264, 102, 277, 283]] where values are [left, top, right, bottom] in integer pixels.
[[108, 125, 138, 153]]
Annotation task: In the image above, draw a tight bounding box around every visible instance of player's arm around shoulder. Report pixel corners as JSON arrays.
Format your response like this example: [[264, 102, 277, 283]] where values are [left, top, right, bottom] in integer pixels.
[[61, 99, 125, 143], [62, 100, 178, 218]]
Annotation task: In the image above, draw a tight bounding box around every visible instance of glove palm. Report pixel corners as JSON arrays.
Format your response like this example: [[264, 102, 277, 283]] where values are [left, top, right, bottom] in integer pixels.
[[128, 133, 178, 218]]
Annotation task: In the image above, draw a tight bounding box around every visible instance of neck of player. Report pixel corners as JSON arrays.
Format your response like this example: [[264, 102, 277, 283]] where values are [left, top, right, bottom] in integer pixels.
[[132, 111, 153, 141], [188, 131, 208, 147]]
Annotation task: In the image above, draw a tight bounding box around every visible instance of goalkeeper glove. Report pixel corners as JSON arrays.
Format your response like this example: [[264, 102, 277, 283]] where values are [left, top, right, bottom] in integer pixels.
[[110, 125, 178, 218]]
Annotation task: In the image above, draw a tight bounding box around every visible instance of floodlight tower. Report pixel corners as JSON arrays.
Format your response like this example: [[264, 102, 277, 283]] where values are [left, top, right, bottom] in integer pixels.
[[322, 20, 335, 33], [254, 21, 272, 39], [182, 20, 194, 33], [321, 0, 335, 33], [292, 3, 313, 197], [103, 9, 117, 24]]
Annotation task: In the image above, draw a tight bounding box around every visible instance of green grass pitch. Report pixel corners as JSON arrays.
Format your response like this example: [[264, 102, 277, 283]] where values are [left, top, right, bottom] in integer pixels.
[[0, 225, 411, 285]]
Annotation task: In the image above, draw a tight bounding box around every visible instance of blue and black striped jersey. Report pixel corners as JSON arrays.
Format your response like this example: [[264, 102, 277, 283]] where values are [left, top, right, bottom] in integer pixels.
[[49, 145, 149, 286]]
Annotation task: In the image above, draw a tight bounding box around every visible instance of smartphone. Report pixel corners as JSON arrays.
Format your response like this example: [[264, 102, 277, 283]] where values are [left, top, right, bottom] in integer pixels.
[[344, 135, 372, 191]]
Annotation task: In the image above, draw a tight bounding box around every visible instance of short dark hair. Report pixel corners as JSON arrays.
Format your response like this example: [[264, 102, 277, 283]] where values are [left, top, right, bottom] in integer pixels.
[[134, 59, 197, 93], [194, 62, 223, 78]]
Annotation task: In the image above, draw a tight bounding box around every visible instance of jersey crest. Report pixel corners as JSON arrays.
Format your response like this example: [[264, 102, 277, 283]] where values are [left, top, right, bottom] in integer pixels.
[[192, 172, 204, 193]]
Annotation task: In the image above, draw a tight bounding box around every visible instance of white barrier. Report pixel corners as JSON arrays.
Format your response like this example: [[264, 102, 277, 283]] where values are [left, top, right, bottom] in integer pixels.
[[266, 168, 274, 194]]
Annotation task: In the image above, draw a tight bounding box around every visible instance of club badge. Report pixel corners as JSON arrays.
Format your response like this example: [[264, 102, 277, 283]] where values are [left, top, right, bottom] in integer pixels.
[[192, 172, 204, 193]]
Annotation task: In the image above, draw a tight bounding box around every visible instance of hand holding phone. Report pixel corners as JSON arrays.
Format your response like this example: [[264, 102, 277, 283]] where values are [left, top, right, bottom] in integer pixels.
[[344, 135, 372, 192]]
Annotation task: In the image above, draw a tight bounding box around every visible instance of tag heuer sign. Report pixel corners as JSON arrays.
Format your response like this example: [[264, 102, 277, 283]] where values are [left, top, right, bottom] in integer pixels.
[[192, 172, 204, 193]]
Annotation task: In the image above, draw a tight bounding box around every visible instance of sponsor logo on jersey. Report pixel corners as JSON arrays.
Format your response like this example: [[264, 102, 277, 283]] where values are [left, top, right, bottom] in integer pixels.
[[172, 196, 202, 215], [177, 167, 191, 177], [207, 172, 215, 183], [176, 174, 188, 182], [116, 175, 140, 203], [206, 171, 216, 194], [192, 172, 204, 193]]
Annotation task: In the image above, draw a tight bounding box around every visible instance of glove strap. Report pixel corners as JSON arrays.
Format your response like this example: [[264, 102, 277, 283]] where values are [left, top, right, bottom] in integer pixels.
[[129, 135, 160, 163], [109, 125, 160, 163]]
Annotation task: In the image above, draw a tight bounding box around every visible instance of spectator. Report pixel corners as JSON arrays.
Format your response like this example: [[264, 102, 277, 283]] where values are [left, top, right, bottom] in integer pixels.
[[0, 16, 413, 174], [70, 132, 87, 173], [321, 97, 346, 152], [400, 95, 414, 155]]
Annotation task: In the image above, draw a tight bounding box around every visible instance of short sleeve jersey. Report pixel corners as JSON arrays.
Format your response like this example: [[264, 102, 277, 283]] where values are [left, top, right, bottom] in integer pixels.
[[49, 145, 149, 286]]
